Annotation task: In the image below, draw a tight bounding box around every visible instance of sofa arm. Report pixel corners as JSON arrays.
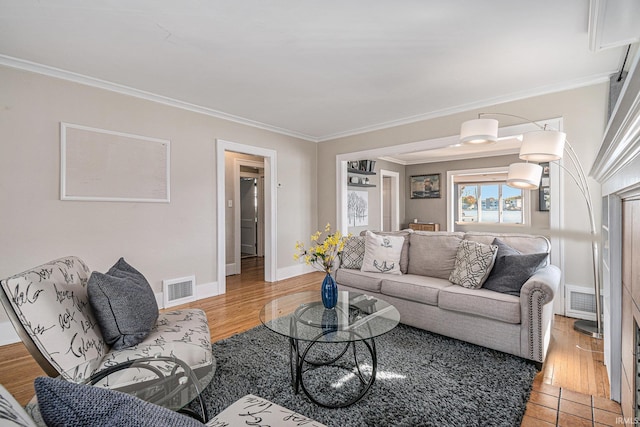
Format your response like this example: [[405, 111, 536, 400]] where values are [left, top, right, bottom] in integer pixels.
[[519, 264, 561, 363], [520, 264, 561, 305]]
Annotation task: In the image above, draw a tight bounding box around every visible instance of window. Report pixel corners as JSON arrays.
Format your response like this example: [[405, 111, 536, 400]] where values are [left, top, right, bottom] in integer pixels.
[[455, 178, 526, 225]]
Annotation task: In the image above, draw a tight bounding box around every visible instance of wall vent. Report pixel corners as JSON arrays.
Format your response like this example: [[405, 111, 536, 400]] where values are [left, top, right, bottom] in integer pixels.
[[565, 284, 602, 321], [163, 275, 196, 308]]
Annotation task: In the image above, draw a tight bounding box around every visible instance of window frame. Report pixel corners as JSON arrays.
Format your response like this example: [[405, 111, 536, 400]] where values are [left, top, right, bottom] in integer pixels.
[[447, 166, 532, 230], [456, 181, 525, 225]]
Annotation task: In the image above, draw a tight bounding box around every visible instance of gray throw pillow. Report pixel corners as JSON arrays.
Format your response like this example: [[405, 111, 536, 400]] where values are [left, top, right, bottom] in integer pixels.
[[88, 258, 159, 350], [34, 377, 205, 427], [482, 239, 549, 296]]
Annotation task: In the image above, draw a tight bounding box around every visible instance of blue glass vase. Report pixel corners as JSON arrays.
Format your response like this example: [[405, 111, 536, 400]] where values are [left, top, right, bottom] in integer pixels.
[[321, 273, 338, 309]]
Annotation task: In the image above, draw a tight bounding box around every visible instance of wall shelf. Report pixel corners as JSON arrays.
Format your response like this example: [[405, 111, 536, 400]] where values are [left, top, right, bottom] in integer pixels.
[[347, 168, 376, 176], [348, 183, 376, 188]]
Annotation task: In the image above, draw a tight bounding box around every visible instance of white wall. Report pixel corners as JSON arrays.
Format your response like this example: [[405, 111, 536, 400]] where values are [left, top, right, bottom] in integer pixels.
[[0, 65, 318, 335], [318, 84, 608, 301]]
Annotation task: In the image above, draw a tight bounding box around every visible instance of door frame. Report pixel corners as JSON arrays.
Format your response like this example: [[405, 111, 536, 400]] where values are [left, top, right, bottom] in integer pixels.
[[216, 139, 277, 293], [235, 158, 264, 268], [379, 169, 400, 231]]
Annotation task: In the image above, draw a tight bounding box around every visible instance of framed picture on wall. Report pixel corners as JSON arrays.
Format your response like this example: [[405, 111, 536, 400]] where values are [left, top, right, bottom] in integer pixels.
[[347, 190, 369, 226], [410, 174, 441, 199], [538, 162, 550, 211]]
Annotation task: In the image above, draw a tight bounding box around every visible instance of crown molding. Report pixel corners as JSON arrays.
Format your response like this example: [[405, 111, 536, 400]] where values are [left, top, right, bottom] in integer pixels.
[[0, 54, 318, 143], [316, 73, 612, 142], [1, 54, 613, 145], [592, 46, 640, 188]]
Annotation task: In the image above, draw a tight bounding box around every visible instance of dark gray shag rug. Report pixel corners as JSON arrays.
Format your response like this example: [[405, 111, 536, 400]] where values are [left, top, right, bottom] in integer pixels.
[[197, 324, 538, 427]]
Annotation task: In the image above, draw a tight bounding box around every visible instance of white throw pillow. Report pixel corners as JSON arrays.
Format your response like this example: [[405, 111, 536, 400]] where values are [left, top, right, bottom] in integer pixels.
[[449, 240, 498, 289], [361, 231, 404, 275]]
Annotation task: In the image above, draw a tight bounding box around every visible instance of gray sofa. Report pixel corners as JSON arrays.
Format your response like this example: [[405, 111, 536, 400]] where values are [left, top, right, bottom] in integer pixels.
[[336, 231, 561, 364]]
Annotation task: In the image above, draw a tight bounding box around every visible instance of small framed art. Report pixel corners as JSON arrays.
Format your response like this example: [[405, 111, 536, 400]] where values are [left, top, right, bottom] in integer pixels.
[[410, 174, 441, 199]]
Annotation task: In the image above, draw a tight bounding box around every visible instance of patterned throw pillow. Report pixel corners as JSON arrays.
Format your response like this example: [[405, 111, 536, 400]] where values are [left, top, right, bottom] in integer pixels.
[[360, 230, 412, 274], [341, 236, 365, 269], [361, 231, 404, 275], [449, 240, 498, 289]]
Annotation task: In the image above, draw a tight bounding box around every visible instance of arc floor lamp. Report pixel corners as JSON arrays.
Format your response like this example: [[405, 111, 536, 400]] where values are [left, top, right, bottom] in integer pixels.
[[460, 113, 602, 339]]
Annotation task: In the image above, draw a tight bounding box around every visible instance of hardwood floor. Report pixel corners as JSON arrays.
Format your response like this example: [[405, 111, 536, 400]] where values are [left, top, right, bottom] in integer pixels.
[[0, 257, 623, 425]]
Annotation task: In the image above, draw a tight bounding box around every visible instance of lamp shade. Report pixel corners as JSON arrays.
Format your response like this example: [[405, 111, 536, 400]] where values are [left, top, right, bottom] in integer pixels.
[[506, 163, 543, 189], [460, 119, 498, 144], [519, 130, 565, 162]]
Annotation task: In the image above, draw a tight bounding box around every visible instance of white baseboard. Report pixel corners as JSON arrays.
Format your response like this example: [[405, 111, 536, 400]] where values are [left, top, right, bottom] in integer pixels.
[[0, 321, 20, 346], [226, 263, 239, 276], [196, 281, 219, 300], [277, 264, 316, 281]]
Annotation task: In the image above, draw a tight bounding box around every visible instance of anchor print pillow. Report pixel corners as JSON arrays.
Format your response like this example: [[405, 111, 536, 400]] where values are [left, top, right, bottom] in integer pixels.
[[361, 230, 404, 275]]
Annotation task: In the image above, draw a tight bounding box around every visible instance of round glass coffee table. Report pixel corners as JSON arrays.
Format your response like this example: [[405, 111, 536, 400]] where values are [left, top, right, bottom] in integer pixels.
[[260, 290, 400, 408], [60, 342, 215, 422]]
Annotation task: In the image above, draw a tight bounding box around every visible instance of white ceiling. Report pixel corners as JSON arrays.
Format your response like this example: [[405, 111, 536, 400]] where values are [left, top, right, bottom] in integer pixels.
[[0, 1, 638, 144]]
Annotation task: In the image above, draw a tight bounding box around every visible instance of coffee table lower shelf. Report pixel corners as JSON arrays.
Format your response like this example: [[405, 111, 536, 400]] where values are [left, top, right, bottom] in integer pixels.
[[289, 330, 378, 409]]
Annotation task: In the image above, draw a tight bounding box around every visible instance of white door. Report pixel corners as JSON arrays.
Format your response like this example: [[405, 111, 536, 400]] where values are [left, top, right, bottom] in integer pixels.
[[240, 177, 257, 256]]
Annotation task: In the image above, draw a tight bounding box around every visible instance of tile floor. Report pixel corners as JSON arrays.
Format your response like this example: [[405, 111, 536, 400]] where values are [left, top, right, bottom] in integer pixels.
[[521, 382, 624, 427]]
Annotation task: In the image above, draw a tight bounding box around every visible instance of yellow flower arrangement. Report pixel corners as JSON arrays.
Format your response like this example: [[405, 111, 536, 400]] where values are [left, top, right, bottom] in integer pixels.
[[294, 223, 351, 274]]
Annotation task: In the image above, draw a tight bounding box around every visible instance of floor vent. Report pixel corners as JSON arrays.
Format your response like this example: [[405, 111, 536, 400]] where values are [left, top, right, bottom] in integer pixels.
[[565, 284, 602, 321], [163, 275, 196, 308]]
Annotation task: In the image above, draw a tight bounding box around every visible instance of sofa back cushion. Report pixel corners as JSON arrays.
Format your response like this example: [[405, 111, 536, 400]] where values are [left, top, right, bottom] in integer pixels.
[[463, 232, 550, 260], [0, 257, 107, 376], [408, 232, 465, 279]]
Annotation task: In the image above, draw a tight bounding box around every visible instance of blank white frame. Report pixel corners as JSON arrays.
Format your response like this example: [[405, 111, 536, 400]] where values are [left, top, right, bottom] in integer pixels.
[[60, 122, 170, 202]]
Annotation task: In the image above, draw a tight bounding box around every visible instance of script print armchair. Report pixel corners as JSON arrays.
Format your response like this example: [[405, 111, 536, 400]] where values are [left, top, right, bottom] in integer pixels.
[[0, 256, 214, 386]]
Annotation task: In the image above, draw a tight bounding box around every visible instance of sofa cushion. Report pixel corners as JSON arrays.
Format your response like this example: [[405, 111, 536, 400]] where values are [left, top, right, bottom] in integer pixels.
[[341, 236, 365, 269], [449, 240, 498, 289], [335, 268, 385, 293], [0, 256, 107, 375], [464, 232, 550, 259], [380, 274, 452, 306], [34, 377, 205, 427], [360, 229, 412, 273], [482, 239, 549, 296], [407, 232, 465, 279], [438, 285, 521, 324], [89, 309, 213, 388], [88, 258, 159, 350], [361, 231, 404, 275]]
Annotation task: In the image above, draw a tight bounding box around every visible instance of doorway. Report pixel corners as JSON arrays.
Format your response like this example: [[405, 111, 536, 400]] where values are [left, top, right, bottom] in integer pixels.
[[239, 170, 265, 259], [216, 139, 277, 294], [379, 169, 400, 231], [234, 158, 265, 275]]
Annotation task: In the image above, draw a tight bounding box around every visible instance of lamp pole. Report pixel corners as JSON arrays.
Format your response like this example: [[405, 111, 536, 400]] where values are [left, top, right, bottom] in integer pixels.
[[476, 113, 602, 338]]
